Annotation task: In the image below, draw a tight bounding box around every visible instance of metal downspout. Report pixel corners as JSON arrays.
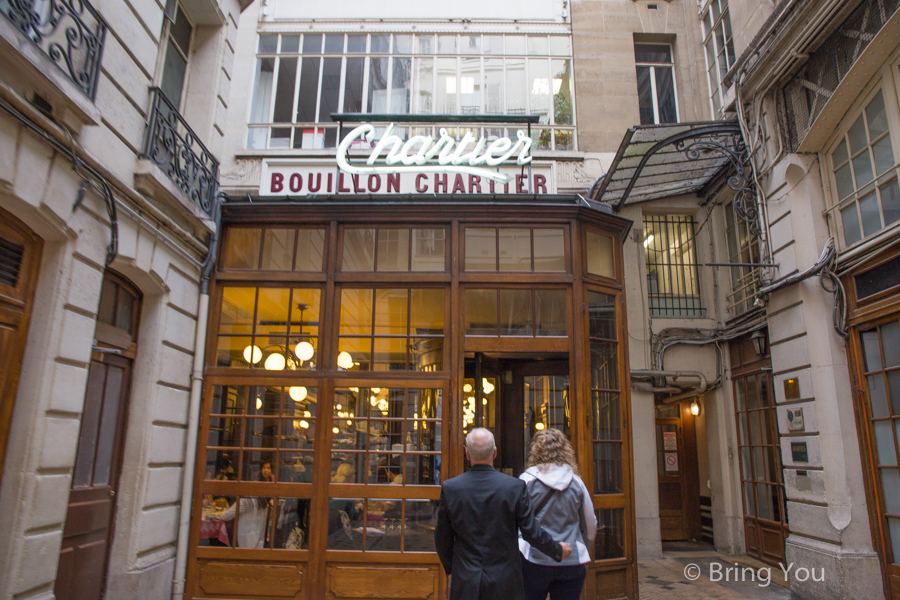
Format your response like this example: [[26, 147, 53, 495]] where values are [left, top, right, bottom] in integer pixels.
[[172, 194, 223, 600]]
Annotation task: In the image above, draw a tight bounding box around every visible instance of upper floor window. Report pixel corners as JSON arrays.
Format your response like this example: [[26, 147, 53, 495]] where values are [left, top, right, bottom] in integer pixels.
[[247, 33, 575, 151], [829, 88, 900, 247], [634, 43, 678, 125], [643, 215, 702, 317], [724, 200, 760, 316], [159, 5, 194, 109], [701, 0, 735, 116]]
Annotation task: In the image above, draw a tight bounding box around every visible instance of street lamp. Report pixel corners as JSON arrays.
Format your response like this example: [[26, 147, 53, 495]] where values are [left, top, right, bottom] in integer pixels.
[[750, 330, 767, 357]]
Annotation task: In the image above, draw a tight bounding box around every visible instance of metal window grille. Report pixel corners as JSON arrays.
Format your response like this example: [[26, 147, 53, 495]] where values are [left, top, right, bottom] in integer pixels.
[[724, 201, 761, 316], [782, 0, 900, 151], [643, 215, 703, 317]]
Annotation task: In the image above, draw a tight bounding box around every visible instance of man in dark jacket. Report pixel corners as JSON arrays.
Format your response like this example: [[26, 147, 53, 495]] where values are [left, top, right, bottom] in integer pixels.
[[434, 428, 572, 600]]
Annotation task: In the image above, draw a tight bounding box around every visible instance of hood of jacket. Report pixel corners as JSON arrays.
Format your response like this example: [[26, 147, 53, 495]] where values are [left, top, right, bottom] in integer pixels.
[[523, 463, 574, 491]]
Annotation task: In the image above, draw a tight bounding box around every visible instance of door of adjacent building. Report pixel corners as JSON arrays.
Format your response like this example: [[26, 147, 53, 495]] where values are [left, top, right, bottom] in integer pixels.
[[730, 334, 788, 567], [55, 273, 141, 600], [0, 210, 43, 491], [655, 401, 701, 541]]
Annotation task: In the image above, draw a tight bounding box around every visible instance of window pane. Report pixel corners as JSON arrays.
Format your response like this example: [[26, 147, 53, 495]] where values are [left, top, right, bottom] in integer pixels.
[[549, 36, 571, 56], [863, 330, 884, 372], [296, 57, 320, 122], [416, 58, 433, 113], [273, 58, 297, 122], [465, 289, 497, 335], [367, 57, 389, 113], [343, 229, 376, 271], [411, 289, 445, 334], [867, 91, 889, 138], [853, 151, 875, 188], [392, 58, 412, 113], [437, 35, 457, 54], [655, 67, 677, 124], [636, 66, 654, 125], [552, 60, 573, 125], [886, 321, 900, 368], [461, 58, 481, 114], [326, 498, 363, 550], [223, 229, 261, 269], [302, 34, 321, 53], [506, 35, 525, 55], [591, 341, 618, 389], [498, 228, 531, 271], [466, 228, 496, 271], [411, 228, 445, 271], [594, 509, 625, 558], [527, 35, 548, 56], [588, 292, 616, 340], [340, 289, 373, 335], [258, 34, 277, 54], [337, 337, 370, 371], [888, 519, 900, 563], [296, 228, 325, 271], [883, 469, 900, 513], [860, 191, 882, 237], [506, 58, 526, 114], [881, 178, 900, 226], [416, 35, 434, 54], [394, 35, 412, 54], [319, 58, 341, 122], [593, 392, 620, 440], [377, 229, 410, 271], [375, 289, 408, 335], [346, 34, 365, 53], [249, 58, 275, 124], [848, 115, 868, 155], [593, 443, 622, 493], [841, 203, 862, 245], [324, 34, 343, 54], [261, 229, 295, 270], [834, 163, 854, 200], [529, 59, 551, 125], [374, 337, 408, 370], [535, 289, 566, 336], [343, 57, 364, 112], [480, 58, 503, 113], [634, 43, 671, 63], [586, 231, 614, 278], [499, 289, 532, 336], [533, 228, 565, 271], [875, 421, 898, 466], [436, 58, 457, 113], [280, 35, 299, 54], [483, 35, 502, 54], [460, 34, 481, 54]]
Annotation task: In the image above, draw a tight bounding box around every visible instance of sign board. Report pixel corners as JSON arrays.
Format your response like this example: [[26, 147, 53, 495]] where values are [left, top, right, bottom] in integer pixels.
[[791, 442, 809, 463], [663, 431, 677, 451], [664, 453, 678, 472], [787, 408, 804, 432], [261, 161, 554, 196]]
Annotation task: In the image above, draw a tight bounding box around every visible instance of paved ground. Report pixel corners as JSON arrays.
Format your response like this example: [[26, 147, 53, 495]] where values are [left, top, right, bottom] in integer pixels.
[[639, 542, 792, 600]]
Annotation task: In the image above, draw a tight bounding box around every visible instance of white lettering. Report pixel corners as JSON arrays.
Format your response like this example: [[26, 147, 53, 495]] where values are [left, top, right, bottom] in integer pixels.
[[336, 123, 532, 183]]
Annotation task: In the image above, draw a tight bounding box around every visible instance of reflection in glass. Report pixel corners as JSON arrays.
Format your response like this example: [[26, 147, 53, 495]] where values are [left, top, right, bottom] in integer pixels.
[[223, 229, 261, 269], [499, 228, 531, 271], [499, 289, 533, 336], [411, 228, 446, 271], [588, 292, 616, 339], [535, 290, 566, 336], [466, 289, 498, 335], [593, 443, 622, 493], [274, 498, 311, 549], [524, 375, 570, 462], [466, 228, 496, 271], [327, 497, 364, 550], [405, 500, 438, 552], [198, 495, 235, 547], [586, 231, 614, 278], [594, 509, 625, 559], [343, 229, 376, 271]]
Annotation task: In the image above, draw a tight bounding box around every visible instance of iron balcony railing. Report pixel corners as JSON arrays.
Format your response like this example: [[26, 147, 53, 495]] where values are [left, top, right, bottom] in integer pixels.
[[1, 0, 106, 100], [141, 88, 219, 218]]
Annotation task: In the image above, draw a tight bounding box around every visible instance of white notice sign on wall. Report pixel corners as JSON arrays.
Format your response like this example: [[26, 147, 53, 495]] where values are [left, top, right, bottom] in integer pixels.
[[664, 453, 678, 472]]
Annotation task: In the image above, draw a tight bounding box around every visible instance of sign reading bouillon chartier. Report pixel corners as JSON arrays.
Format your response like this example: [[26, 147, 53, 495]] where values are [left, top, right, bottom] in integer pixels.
[[259, 123, 555, 196]]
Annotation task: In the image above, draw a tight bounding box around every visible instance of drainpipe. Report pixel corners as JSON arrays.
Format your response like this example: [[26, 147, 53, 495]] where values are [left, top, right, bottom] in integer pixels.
[[630, 369, 708, 404], [172, 194, 223, 600]]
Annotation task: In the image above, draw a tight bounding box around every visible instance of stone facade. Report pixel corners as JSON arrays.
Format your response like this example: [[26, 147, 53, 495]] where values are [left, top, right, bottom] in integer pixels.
[[0, 0, 250, 599]]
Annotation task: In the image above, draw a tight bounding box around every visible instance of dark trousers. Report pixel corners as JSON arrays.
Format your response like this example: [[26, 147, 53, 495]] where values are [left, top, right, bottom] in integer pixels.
[[521, 556, 587, 600]]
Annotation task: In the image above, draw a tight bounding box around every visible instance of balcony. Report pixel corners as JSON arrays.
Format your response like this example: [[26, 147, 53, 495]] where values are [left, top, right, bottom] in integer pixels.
[[139, 87, 218, 220], [0, 0, 106, 100]]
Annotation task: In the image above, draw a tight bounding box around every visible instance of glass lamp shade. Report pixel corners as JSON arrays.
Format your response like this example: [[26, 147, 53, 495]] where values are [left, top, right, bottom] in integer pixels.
[[243, 345, 262, 364], [295, 341, 315, 361], [264, 352, 286, 371], [535, 422, 546, 430], [690, 400, 701, 416], [463, 383, 473, 393], [337, 351, 354, 369], [289, 386, 308, 401]]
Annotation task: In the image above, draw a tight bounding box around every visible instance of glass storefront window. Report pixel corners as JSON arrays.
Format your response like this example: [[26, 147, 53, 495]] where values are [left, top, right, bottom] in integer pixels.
[[465, 288, 567, 337], [222, 227, 325, 271], [343, 227, 447, 272], [465, 227, 566, 272]]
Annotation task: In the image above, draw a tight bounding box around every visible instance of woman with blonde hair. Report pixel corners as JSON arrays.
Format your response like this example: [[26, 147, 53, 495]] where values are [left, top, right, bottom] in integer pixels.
[[518, 428, 596, 600]]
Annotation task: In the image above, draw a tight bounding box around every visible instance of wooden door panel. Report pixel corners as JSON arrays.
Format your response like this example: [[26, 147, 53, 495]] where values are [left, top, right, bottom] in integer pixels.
[[325, 565, 438, 599], [198, 562, 305, 597]]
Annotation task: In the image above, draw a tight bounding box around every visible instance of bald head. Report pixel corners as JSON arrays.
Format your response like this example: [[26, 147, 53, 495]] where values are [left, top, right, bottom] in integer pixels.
[[465, 428, 496, 464]]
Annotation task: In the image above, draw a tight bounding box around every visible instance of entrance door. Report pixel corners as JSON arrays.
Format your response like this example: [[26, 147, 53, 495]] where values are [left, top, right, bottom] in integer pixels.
[[0, 211, 43, 490], [56, 273, 140, 600], [463, 354, 569, 476], [731, 335, 788, 567], [655, 402, 701, 541]]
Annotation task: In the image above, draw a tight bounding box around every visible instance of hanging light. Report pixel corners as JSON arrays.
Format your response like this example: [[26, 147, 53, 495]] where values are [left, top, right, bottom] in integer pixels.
[[482, 379, 494, 394], [303, 410, 311, 417], [483, 397, 488, 405], [299, 420, 310, 429], [289, 386, 308, 401], [264, 352, 286, 371], [463, 383, 473, 393], [350, 387, 359, 393], [256, 397, 263, 410], [295, 341, 315, 361], [371, 388, 381, 394], [370, 396, 378, 406], [337, 351, 354, 369], [535, 422, 546, 431], [750, 330, 767, 357], [243, 345, 262, 364], [690, 399, 701, 416], [332, 427, 340, 434]]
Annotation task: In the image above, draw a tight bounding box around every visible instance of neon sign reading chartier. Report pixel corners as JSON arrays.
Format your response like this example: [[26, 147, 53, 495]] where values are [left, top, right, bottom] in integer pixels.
[[336, 123, 532, 184]]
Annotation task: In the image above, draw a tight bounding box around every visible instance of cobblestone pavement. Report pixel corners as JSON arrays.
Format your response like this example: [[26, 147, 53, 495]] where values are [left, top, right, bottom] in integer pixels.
[[639, 543, 792, 600]]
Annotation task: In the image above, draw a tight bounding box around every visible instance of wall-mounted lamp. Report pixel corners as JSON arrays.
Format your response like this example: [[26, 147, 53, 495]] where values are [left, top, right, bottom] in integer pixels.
[[750, 330, 767, 357], [690, 399, 701, 416]]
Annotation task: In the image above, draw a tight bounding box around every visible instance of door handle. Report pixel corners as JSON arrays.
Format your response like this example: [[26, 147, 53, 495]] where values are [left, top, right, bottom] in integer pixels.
[[109, 490, 116, 497]]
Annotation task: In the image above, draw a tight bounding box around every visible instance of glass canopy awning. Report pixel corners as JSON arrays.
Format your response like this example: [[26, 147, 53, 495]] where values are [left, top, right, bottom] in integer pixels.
[[588, 120, 752, 212]]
